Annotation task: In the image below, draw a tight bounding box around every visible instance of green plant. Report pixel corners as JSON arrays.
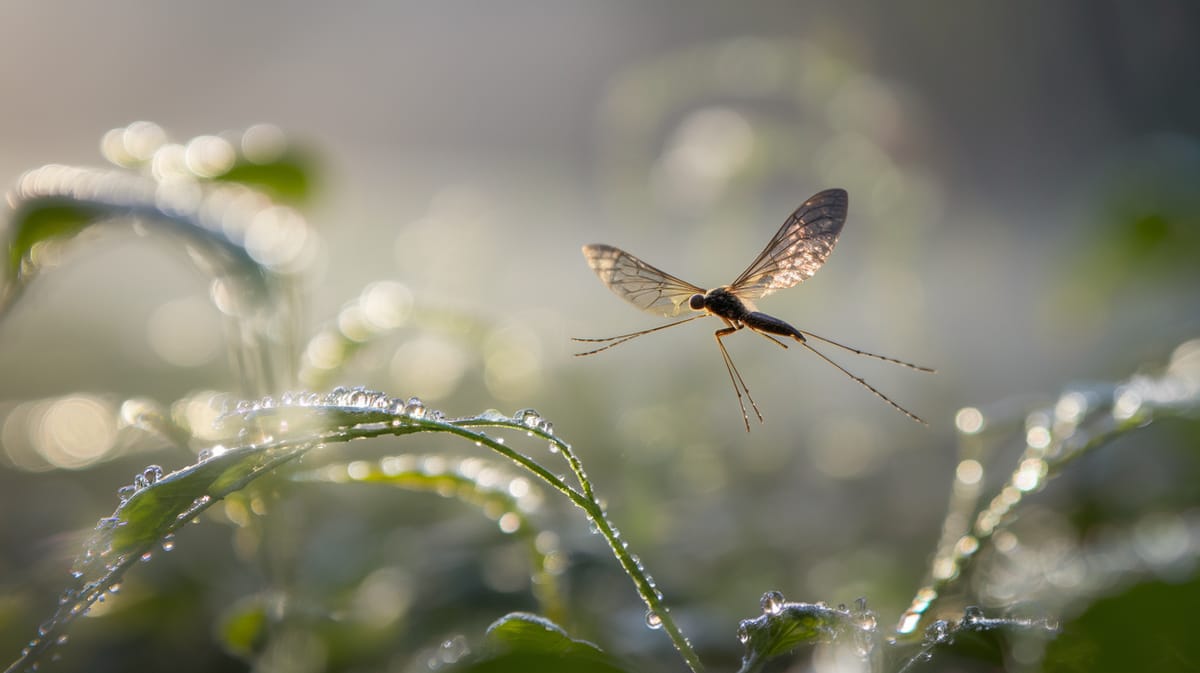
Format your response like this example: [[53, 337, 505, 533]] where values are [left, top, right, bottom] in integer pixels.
[[3, 123, 1199, 673]]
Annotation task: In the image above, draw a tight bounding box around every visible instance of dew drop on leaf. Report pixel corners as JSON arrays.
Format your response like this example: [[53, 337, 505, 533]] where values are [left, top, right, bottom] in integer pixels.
[[961, 605, 984, 626], [143, 465, 163, 484], [645, 610, 663, 629], [515, 408, 542, 428], [760, 590, 785, 615], [923, 619, 953, 646], [403, 397, 426, 419]]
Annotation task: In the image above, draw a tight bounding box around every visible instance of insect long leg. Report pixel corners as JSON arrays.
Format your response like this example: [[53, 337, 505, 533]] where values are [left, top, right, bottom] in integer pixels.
[[796, 340, 928, 425], [796, 329, 935, 373], [714, 324, 764, 432], [573, 315, 705, 356]]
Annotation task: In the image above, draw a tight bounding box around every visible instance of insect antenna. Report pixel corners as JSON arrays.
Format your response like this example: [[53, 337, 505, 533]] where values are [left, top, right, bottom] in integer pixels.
[[572, 315, 705, 357], [797, 329, 935, 373], [795, 340, 929, 425]]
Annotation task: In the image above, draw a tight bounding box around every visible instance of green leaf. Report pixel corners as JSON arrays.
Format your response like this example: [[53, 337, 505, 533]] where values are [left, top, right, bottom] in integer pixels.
[[9, 440, 318, 673], [212, 151, 317, 205], [5, 199, 103, 286], [1043, 576, 1200, 673], [738, 602, 839, 660], [484, 612, 605, 657], [467, 613, 632, 673], [215, 595, 270, 660]]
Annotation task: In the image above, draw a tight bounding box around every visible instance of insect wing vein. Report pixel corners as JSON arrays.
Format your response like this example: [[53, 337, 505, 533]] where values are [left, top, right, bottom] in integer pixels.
[[729, 188, 848, 300], [581, 244, 704, 317]]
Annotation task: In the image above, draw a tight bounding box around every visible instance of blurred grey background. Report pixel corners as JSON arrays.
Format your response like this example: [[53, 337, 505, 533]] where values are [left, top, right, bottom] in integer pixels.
[[2, 1, 1199, 671]]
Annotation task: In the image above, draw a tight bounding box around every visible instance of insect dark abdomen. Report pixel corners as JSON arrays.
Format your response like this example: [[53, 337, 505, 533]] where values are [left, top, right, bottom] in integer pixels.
[[743, 312, 805, 341]]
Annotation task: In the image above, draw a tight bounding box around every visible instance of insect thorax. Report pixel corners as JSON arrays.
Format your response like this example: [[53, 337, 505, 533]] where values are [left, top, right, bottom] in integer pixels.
[[702, 287, 748, 319]]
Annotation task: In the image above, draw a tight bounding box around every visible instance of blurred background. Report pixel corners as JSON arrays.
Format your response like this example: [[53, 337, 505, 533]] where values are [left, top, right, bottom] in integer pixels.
[[1, 1, 1199, 671]]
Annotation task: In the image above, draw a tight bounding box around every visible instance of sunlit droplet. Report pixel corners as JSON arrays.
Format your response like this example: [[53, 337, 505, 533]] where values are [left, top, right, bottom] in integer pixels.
[[1113, 387, 1144, 420], [103, 121, 167, 167], [923, 619, 953, 646], [497, 512, 521, 534], [240, 123, 287, 164], [1025, 426, 1051, 450], [959, 606, 984, 627], [1054, 391, 1088, 424], [1013, 458, 1046, 492], [244, 205, 312, 272], [955, 459, 983, 485], [184, 135, 236, 178], [760, 590, 785, 615], [359, 281, 412, 331], [515, 408, 542, 428], [645, 610, 663, 629], [403, 397, 426, 419], [954, 407, 984, 434]]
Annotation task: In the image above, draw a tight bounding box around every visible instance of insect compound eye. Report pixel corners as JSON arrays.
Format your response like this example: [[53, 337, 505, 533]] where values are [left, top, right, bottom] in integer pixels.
[[689, 294, 706, 311]]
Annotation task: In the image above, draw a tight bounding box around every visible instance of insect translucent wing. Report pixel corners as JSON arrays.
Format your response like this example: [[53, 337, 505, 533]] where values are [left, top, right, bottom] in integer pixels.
[[581, 244, 705, 317], [728, 188, 848, 300]]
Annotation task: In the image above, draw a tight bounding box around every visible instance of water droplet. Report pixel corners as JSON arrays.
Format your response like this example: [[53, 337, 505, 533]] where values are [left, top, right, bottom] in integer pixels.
[[37, 621, 52, 637], [960, 605, 984, 626], [55, 634, 68, 646], [736, 621, 751, 644], [403, 397, 427, 419], [760, 590, 785, 615], [161, 534, 176, 552], [96, 517, 122, 531], [515, 408, 542, 428], [143, 465, 163, 485], [539, 420, 554, 435], [347, 387, 369, 407], [108, 583, 121, 594], [140, 551, 153, 563], [645, 610, 663, 629], [479, 408, 507, 422], [438, 635, 469, 664], [855, 610, 877, 631], [923, 619, 954, 646]]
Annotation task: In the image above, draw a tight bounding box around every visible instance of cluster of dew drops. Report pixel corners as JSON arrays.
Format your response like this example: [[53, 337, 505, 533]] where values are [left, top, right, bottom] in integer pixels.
[[25, 465, 202, 668], [735, 591, 879, 659], [220, 388, 559, 447], [225, 386, 442, 425], [24, 388, 565, 670]]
